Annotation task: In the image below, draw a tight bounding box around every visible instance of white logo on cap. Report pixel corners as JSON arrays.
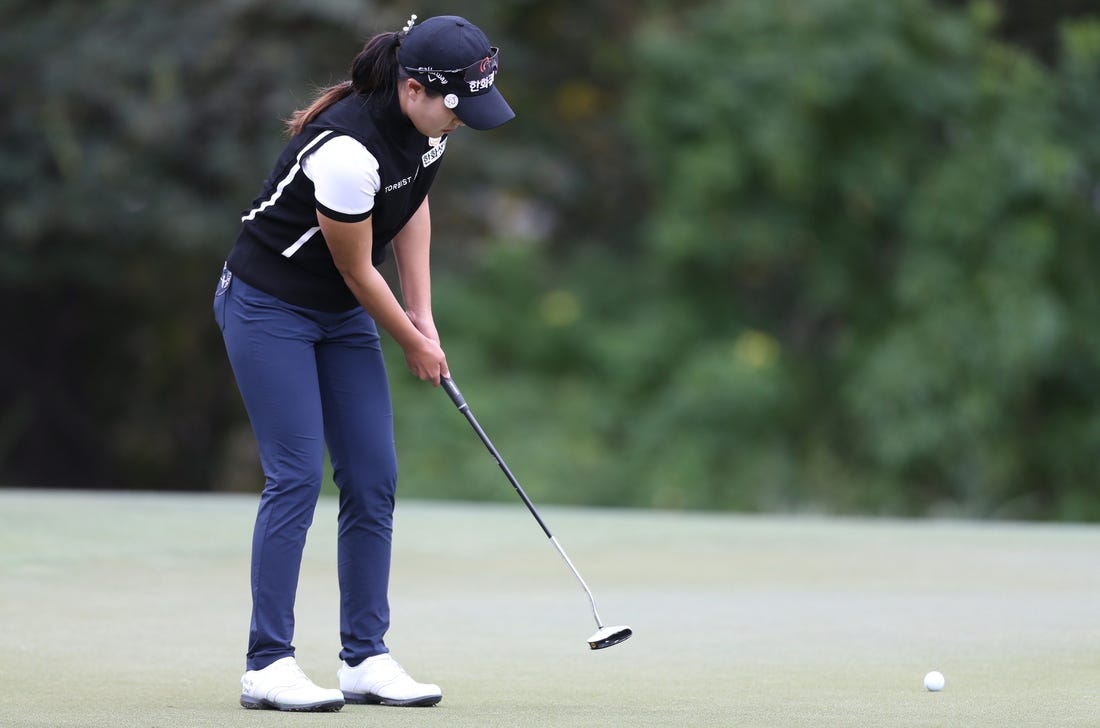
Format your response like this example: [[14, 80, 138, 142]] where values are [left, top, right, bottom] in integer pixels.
[[444, 94, 459, 109], [468, 71, 496, 93]]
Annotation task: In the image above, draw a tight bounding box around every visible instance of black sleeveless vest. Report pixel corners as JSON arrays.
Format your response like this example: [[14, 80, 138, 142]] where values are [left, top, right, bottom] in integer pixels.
[[226, 92, 446, 312]]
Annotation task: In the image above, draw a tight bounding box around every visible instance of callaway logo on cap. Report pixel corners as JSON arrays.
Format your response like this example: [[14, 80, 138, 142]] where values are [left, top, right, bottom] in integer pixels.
[[399, 15, 515, 131]]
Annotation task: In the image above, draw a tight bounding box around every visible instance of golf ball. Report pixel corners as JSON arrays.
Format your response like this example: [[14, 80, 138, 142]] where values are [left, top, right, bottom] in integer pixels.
[[924, 671, 945, 692]]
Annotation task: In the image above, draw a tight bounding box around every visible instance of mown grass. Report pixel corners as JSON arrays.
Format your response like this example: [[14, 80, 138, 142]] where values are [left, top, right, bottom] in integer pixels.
[[1, 489, 1097, 727]]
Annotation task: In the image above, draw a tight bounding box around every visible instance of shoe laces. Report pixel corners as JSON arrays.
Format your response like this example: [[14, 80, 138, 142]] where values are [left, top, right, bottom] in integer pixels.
[[272, 658, 312, 687], [372, 654, 413, 685]]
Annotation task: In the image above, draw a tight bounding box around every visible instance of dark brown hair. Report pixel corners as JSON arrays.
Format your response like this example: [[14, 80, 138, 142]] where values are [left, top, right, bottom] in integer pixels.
[[284, 31, 406, 136]]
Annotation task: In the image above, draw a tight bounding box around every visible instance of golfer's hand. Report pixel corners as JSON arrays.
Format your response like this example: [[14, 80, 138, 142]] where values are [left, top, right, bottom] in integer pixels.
[[406, 309, 441, 344], [403, 335, 449, 386]]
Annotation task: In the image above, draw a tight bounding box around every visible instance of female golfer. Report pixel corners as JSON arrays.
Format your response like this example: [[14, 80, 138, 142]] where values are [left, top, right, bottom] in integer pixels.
[[213, 15, 513, 712]]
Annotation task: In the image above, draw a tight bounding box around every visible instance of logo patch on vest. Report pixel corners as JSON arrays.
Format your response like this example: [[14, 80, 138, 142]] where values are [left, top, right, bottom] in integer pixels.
[[422, 137, 447, 168]]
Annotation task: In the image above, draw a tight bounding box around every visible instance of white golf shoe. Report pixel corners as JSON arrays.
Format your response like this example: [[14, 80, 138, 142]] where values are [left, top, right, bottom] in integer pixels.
[[240, 656, 345, 712], [338, 653, 442, 707]]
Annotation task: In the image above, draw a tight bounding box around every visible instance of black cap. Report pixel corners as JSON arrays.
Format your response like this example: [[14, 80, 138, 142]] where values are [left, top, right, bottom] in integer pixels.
[[398, 15, 515, 131]]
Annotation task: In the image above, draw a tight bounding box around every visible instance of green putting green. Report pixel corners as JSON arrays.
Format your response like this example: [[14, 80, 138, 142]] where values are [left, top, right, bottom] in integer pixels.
[[1, 489, 1097, 727]]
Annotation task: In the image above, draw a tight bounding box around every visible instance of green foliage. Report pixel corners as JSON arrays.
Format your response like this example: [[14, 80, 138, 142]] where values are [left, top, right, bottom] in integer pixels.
[[4, 0, 1100, 521], [623, 0, 1100, 518], [1, 0, 400, 487], [0, 0, 648, 491]]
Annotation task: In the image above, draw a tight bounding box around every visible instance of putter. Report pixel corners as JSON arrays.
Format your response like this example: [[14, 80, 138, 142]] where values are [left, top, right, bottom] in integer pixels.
[[441, 376, 633, 650]]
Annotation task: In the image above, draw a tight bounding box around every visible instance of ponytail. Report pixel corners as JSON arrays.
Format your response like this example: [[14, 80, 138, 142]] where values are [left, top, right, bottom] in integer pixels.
[[284, 31, 406, 136], [284, 82, 353, 136]]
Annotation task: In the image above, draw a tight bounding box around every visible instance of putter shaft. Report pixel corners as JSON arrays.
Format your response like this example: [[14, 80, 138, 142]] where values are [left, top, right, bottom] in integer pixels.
[[441, 377, 607, 630]]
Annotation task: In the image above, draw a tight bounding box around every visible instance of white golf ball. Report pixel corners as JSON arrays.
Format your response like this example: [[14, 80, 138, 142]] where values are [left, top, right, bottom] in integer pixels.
[[924, 670, 945, 692]]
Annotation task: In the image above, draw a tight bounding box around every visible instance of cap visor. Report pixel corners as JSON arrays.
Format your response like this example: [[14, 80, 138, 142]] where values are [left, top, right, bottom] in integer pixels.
[[454, 87, 515, 131]]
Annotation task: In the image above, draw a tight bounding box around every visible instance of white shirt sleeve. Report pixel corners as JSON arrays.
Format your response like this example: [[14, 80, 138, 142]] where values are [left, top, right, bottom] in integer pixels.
[[301, 134, 380, 220]]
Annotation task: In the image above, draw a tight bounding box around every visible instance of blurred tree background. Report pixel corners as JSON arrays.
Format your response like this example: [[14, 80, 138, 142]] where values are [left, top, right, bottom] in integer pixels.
[[2, 0, 1099, 520]]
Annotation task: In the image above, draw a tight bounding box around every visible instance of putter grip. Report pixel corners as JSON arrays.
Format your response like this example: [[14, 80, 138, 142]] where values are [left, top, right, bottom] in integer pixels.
[[442, 377, 466, 409]]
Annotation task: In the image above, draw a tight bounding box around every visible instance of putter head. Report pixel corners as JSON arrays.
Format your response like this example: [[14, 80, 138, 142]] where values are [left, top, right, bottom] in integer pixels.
[[587, 625, 633, 650]]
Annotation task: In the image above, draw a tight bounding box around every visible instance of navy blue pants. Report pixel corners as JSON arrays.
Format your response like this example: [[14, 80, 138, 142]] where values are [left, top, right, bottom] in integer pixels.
[[215, 266, 396, 671]]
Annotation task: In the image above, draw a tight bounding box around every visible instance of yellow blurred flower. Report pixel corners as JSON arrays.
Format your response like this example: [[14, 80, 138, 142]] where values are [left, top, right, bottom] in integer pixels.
[[733, 330, 779, 369], [540, 290, 581, 328]]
